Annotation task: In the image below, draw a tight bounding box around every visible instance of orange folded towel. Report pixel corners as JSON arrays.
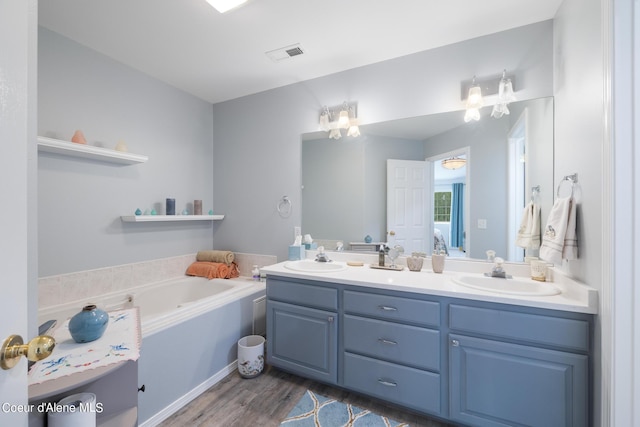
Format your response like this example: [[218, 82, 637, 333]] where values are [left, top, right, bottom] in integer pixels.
[[186, 261, 240, 279]]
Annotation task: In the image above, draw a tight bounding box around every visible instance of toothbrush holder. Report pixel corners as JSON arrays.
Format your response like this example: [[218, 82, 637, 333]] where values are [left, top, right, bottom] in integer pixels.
[[431, 254, 446, 273]]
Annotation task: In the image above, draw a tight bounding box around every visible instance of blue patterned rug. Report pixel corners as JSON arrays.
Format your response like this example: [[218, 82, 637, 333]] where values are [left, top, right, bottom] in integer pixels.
[[280, 390, 409, 426]]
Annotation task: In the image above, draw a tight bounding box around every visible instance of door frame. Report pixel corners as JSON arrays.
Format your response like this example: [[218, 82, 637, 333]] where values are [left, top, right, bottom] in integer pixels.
[[427, 147, 471, 258]]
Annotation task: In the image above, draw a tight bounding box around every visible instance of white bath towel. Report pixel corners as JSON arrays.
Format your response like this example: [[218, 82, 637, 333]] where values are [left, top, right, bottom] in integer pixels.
[[515, 202, 541, 249], [540, 196, 578, 264]]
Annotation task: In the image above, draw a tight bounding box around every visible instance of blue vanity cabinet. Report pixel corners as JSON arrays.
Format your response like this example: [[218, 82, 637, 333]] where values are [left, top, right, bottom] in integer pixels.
[[266, 278, 339, 384], [448, 304, 591, 427], [342, 290, 442, 415]]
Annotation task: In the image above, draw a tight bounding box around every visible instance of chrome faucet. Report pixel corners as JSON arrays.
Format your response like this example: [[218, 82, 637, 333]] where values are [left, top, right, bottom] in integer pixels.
[[485, 257, 511, 278], [315, 246, 331, 262]]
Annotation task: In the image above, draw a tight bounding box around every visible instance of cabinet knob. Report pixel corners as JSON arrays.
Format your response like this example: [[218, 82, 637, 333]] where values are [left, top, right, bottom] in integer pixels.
[[377, 305, 398, 312], [328, 316, 334, 323], [377, 378, 398, 387], [378, 338, 398, 345], [451, 339, 460, 347]]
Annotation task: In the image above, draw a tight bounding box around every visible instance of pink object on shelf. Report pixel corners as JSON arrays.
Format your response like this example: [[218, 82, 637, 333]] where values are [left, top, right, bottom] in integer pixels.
[[71, 130, 87, 144]]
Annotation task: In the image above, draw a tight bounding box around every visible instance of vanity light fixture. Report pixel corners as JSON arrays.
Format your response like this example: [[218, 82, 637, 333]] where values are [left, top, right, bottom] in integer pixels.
[[319, 102, 359, 139], [205, 0, 249, 13], [338, 102, 351, 129], [491, 70, 517, 118], [464, 76, 483, 123], [441, 157, 467, 170]]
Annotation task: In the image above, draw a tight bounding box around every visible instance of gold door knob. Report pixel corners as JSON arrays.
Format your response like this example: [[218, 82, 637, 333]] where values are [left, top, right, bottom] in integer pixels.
[[1, 334, 56, 370]]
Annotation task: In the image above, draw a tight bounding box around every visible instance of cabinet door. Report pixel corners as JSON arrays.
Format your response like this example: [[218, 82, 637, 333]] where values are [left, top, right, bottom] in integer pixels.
[[266, 300, 338, 384], [449, 334, 588, 427]]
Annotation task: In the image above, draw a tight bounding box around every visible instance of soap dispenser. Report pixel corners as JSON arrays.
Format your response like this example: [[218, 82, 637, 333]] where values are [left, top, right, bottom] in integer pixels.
[[378, 244, 386, 267]]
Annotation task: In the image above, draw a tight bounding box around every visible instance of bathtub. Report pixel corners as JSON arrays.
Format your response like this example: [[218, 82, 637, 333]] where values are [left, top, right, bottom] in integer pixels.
[[36, 276, 266, 426]]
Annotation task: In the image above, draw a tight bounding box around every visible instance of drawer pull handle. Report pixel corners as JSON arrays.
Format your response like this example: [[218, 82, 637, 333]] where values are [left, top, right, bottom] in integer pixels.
[[377, 379, 397, 387], [378, 338, 398, 345], [451, 339, 460, 347], [378, 305, 398, 311]]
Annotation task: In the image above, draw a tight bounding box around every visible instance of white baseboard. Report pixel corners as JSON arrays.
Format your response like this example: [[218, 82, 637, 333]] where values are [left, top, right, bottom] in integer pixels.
[[139, 361, 237, 427]]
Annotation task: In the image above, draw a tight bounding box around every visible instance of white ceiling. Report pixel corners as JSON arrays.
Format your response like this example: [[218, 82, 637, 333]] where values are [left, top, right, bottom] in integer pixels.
[[38, 0, 562, 104]]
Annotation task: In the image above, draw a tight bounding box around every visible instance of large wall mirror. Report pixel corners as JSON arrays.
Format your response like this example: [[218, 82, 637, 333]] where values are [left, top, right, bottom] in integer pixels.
[[301, 97, 554, 263]]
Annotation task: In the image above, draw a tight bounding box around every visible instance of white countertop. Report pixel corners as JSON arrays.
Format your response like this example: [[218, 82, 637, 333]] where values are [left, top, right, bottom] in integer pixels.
[[261, 254, 598, 314]]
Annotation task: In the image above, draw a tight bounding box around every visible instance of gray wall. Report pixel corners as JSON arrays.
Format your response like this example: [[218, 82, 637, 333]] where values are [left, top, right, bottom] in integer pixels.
[[424, 118, 510, 259], [38, 28, 215, 276], [212, 21, 554, 262], [301, 135, 425, 246]]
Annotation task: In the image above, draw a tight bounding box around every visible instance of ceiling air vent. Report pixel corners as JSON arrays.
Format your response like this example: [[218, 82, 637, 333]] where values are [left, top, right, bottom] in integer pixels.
[[265, 43, 305, 62]]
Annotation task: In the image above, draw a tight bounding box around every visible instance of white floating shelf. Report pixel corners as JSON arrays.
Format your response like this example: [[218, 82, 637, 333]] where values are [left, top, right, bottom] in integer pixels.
[[121, 215, 224, 223], [38, 136, 148, 165]]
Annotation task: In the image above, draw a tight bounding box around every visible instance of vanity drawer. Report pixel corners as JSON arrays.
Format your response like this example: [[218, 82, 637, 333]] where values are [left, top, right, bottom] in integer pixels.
[[344, 315, 440, 371], [343, 352, 441, 416], [267, 278, 338, 311], [344, 290, 439, 327], [449, 304, 590, 352]]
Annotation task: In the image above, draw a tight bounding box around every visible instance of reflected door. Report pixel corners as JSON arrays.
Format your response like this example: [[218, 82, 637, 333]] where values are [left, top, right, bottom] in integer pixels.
[[386, 159, 431, 255]]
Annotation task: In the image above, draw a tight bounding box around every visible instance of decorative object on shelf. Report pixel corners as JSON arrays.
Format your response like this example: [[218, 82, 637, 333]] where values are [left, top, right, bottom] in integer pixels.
[[135, 208, 142, 216], [194, 199, 203, 215], [114, 140, 128, 152], [364, 235, 372, 243], [166, 198, 175, 215], [150, 209, 157, 215], [407, 252, 426, 271], [208, 209, 214, 215], [71, 130, 87, 144], [68, 304, 109, 343], [182, 209, 189, 215]]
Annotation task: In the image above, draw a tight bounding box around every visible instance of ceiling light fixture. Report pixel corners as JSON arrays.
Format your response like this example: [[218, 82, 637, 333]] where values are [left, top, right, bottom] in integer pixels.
[[205, 0, 248, 13], [319, 102, 359, 139], [441, 157, 467, 170]]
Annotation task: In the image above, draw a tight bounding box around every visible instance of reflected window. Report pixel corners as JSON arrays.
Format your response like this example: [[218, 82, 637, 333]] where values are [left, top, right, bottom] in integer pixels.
[[434, 192, 452, 222]]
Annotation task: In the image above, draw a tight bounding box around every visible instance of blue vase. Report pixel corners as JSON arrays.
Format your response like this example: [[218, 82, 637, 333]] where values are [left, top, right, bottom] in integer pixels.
[[68, 304, 109, 343], [364, 235, 372, 243]]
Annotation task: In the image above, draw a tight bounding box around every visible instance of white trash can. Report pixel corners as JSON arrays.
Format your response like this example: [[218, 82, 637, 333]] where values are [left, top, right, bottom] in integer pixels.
[[237, 335, 265, 378]]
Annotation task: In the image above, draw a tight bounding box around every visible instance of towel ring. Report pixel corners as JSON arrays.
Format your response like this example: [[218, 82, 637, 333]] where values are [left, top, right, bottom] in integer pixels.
[[277, 196, 292, 218], [557, 173, 578, 198]]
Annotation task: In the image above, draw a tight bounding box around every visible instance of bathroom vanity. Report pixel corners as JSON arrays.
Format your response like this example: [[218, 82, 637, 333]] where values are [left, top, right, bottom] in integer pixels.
[[263, 258, 596, 427]]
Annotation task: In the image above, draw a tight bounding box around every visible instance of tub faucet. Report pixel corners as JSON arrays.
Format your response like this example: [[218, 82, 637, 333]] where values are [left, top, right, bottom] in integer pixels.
[[315, 246, 331, 262], [484, 257, 511, 278]]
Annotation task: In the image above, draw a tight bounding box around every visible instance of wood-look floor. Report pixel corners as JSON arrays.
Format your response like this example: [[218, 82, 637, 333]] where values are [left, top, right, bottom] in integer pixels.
[[159, 365, 453, 427]]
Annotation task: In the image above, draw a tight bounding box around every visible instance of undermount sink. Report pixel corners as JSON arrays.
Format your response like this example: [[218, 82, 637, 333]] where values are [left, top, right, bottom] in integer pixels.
[[453, 275, 561, 296], [284, 260, 348, 273]]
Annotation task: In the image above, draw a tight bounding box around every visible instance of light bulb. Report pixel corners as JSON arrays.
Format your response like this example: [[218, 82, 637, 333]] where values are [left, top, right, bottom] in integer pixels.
[[338, 109, 350, 129], [464, 108, 480, 122], [329, 128, 342, 140], [466, 85, 483, 109], [347, 123, 360, 137]]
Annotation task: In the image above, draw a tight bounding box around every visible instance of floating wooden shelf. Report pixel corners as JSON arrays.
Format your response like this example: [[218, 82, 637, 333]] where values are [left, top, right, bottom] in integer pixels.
[[121, 215, 224, 222], [37, 136, 148, 165]]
